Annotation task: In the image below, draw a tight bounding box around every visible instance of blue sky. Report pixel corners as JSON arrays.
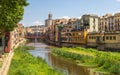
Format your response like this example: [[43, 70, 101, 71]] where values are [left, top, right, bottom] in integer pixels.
[[21, 0, 120, 26]]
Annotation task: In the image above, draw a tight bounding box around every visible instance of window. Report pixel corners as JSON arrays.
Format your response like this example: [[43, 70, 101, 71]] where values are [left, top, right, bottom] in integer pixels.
[[89, 36, 91, 39], [110, 36, 112, 40], [103, 36, 105, 41], [92, 36, 93, 39], [106, 36, 109, 40], [93, 18, 95, 23], [0, 38, 2, 46], [113, 36, 116, 40], [93, 36, 96, 39], [73, 33, 75, 36]]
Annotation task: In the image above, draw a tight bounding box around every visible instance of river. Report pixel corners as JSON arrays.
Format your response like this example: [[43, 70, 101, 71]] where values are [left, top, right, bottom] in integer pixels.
[[27, 43, 116, 75]]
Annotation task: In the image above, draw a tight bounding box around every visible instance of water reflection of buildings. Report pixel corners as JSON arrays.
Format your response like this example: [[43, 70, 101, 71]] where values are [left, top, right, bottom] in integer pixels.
[[47, 53, 90, 75]]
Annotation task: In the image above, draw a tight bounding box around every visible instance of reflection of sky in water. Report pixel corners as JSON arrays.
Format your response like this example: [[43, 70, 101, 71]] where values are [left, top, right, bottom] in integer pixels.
[[27, 43, 50, 59], [28, 43, 71, 75], [29, 51, 46, 59], [29, 48, 50, 59]]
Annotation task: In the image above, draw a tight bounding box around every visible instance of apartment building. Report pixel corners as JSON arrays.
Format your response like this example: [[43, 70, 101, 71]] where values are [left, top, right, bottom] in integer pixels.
[[72, 19, 84, 31], [98, 14, 112, 32], [108, 15, 114, 32], [54, 18, 68, 42], [82, 14, 99, 32], [11, 23, 26, 50], [61, 18, 77, 43], [114, 12, 120, 32]]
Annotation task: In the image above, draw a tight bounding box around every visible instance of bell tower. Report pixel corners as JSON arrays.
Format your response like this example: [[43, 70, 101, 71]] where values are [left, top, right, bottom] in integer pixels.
[[48, 13, 52, 20]]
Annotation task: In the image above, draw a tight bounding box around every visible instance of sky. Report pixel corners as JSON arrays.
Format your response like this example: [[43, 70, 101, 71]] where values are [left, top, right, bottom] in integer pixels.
[[21, 0, 120, 27]]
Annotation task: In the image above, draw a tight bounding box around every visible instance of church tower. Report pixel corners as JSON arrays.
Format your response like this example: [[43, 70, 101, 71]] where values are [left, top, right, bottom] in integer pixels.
[[48, 13, 52, 20], [45, 13, 53, 27]]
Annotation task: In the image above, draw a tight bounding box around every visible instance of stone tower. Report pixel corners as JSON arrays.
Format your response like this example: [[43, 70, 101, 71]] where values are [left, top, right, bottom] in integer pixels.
[[48, 13, 52, 20], [45, 13, 53, 27]]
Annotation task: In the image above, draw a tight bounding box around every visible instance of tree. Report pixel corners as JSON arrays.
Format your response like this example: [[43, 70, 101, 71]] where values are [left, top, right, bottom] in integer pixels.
[[0, 0, 29, 35], [57, 24, 63, 47], [0, 0, 29, 53]]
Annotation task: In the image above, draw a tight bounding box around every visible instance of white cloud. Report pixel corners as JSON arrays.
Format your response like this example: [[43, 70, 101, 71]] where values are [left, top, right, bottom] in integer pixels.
[[112, 11, 120, 15], [116, 0, 120, 2], [78, 16, 81, 19], [33, 20, 43, 25], [18, 22, 25, 26], [60, 16, 70, 19]]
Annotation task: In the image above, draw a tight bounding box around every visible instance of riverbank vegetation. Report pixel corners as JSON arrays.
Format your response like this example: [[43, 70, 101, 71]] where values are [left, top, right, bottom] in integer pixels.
[[8, 46, 64, 75], [52, 47, 120, 74], [23, 45, 35, 50]]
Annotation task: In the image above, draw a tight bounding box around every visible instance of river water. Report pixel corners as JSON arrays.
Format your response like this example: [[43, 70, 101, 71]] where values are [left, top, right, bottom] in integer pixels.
[[27, 43, 116, 75]]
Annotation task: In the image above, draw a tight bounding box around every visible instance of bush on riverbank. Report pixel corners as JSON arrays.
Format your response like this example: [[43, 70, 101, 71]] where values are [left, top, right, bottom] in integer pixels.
[[21, 45, 35, 50], [52, 47, 120, 74], [8, 46, 64, 75]]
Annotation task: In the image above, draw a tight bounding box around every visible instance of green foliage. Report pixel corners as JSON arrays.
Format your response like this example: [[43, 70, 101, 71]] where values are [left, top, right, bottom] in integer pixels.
[[57, 24, 63, 30], [52, 47, 120, 74], [26, 39, 30, 43], [0, 0, 29, 35], [22, 45, 35, 50], [8, 46, 64, 75]]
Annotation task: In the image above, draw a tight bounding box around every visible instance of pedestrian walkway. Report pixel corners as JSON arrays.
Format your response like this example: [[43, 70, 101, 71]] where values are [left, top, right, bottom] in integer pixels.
[[0, 39, 26, 75], [0, 51, 14, 75]]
